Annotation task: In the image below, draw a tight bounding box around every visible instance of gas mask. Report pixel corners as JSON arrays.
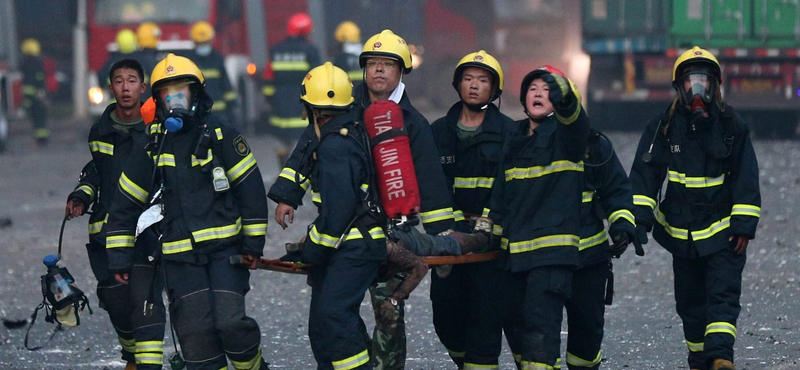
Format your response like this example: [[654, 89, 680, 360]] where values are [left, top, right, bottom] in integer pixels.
[[156, 79, 197, 132], [196, 44, 213, 56], [677, 69, 718, 131]]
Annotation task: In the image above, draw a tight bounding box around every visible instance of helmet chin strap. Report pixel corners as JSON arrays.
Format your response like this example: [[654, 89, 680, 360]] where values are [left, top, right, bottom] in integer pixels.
[[463, 102, 489, 112], [526, 111, 554, 124]]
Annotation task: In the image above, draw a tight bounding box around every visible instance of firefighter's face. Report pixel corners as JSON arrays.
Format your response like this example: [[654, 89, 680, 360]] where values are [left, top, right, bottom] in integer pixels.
[[459, 67, 493, 105], [109, 67, 145, 110], [525, 78, 554, 119], [365, 57, 401, 97]]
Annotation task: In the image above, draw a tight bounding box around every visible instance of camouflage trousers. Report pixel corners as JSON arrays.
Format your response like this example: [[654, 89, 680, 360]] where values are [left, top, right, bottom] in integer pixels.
[[369, 273, 406, 370]]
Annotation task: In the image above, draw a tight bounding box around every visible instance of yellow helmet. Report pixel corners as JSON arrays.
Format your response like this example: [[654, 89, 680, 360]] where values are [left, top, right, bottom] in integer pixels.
[[191, 21, 215, 44], [21, 38, 41, 57], [672, 46, 721, 83], [453, 50, 504, 101], [115, 29, 137, 54], [360, 29, 412, 74], [137, 22, 161, 49], [151, 53, 205, 92], [301, 62, 354, 110], [335, 21, 360, 43]]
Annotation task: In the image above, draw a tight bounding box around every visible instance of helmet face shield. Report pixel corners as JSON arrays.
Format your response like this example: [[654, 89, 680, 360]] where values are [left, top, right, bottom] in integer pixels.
[[157, 80, 194, 113], [677, 70, 717, 105]]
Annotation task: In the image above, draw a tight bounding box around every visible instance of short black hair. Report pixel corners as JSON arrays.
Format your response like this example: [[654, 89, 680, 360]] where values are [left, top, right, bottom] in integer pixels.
[[109, 58, 145, 85]]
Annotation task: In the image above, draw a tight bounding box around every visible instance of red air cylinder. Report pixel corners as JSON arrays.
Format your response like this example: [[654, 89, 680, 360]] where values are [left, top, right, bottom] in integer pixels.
[[363, 100, 420, 219]]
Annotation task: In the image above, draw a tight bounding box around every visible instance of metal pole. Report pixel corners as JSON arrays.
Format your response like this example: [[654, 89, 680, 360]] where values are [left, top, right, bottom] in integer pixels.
[[72, 0, 88, 119]]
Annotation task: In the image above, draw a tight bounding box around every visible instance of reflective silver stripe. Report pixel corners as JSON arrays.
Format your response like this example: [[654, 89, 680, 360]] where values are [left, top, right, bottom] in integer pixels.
[[311, 191, 321, 204], [89, 140, 114, 155], [310, 225, 386, 248], [453, 210, 465, 222], [503, 234, 579, 254], [192, 219, 242, 243], [88, 218, 105, 235], [278, 167, 310, 190], [215, 127, 223, 140], [134, 353, 163, 365], [119, 336, 135, 352], [705, 322, 737, 338], [453, 176, 495, 189], [135, 340, 163, 352], [191, 149, 213, 167], [731, 204, 761, 218], [154, 153, 176, 167], [272, 60, 311, 71], [482, 208, 491, 217], [420, 207, 455, 224], [608, 209, 635, 226], [119, 172, 149, 204], [566, 350, 601, 367], [505, 160, 583, 181], [332, 349, 369, 370], [520, 361, 554, 370], [493, 224, 503, 236], [668, 170, 725, 188], [243, 222, 268, 237], [107, 235, 134, 248], [162, 239, 193, 254], [579, 229, 607, 251], [655, 208, 690, 240], [231, 348, 262, 370], [77, 184, 95, 200], [227, 153, 256, 183], [686, 340, 704, 352], [582, 191, 594, 203], [633, 194, 656, 209], [149, 123, 164, 135]]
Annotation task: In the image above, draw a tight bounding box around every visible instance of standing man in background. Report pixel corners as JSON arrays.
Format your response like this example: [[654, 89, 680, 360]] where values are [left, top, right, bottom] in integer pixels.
[[332, 21, 363, 84], [20, 38, 49, 145], [186, 21, 238, 126]]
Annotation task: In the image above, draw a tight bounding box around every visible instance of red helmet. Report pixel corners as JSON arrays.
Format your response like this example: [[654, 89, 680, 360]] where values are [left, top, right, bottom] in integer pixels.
[[287, 13, 313, 37]]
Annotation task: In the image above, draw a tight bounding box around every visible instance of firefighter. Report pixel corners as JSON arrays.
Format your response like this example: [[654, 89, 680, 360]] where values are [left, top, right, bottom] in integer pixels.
[[630, 46, 761, 370], [104, 53, 270, 370], [268, 29, 455, 370], [426, 50, 515, 369], [332, 21, 363, 83], [261, 12, 321, 164], [20, 38, 48, 145], [98, 29, 137, 87], [65, 58, 166, 370], [487, 65, 588, 369], [134, 21, 162, 100], [186, 21, 238, 125], [561, 126, 638, 370]]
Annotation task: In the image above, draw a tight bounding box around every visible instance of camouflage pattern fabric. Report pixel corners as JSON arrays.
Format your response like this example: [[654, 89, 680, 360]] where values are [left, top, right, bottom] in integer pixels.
[[369, 273, 407, 370]]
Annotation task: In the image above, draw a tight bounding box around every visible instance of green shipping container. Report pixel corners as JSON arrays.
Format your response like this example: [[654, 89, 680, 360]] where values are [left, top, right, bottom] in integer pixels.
[[583, 0, 669, 38], [752, 0, 800, 47], [670, 0, 751, 47]]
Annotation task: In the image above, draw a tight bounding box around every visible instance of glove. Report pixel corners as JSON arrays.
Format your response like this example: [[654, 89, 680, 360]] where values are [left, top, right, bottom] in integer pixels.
[[634, 224, 649, 256], [609, 231, 631, 258], [541, 72, 572, 109]]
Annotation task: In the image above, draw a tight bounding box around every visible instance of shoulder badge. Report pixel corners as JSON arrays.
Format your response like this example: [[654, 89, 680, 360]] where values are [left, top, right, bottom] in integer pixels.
[[232, 135, 250, 156]]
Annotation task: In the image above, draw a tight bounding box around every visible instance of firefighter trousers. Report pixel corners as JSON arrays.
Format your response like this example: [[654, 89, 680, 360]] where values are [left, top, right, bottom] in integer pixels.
[[564, 261, 610, 369], [673, 246, 745, 370], [501, 265, 573, 369], [430, 260, 502, 369], [87, 242, 165, 366], [308, 253, 378, 370], [163, 247, 266, 370]]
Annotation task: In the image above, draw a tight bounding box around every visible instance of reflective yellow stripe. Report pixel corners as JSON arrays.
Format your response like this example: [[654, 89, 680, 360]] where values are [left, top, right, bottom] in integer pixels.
[[520, 361, 555, 370], [608, 209, 636, 226], [453, 176, 495, 189], [311, 191, 321, 204], [88, 219, 105, 235], [119, 336, 135, 353], [231, 348, 262, 370], [154, 153, 176, 167], [135, 340, 163, 352], [210, 101, 227, 111], [119, 172, 149, 204], [309, 225, 386, 248], [505, 160, 583, 181], [633, 194, 656, 209], [107, 234, 134, 248], [447, 348, 465, 359], [227, 153, 257, 183], [77, 184, 95, 199], [731, 204, 761, 218], [579, 229, 607, 251], [201, 68, 221, 78], [272, 60, 311, 71], [556, 104, 581, 126], [162, 238, 193, 254], [566, 350, 601, 367], [89, 140, 114, 155], [691, 216, 730, 241], [464, 363, 499, 369], [243, 222, 268, 237], [482, 208, 491, 217], [215, 127, 223, 140], [705, 322, 736, 338], [224, 91, 239, 101], [23, 85, 38, 95], [149, 123, 164, 135], [347, 70, 364, 81], [191, 149, 214, 167], [582, 191, 594, 203], [135, 353, 164, 365], [419, 207, 455, 224], [262, 85, 276, 96], [332, 349, 369, 370], [668, 171, 725, 188], [192, 219, 242, 243], [655, 208, 690, 240], [453, 210, 465, 222], [501, 234, 579, 254], [278, 167, 310, 190], [269, 116, 307, 128], [686, 339, 704, 352], [493, 224, 503, 236]]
